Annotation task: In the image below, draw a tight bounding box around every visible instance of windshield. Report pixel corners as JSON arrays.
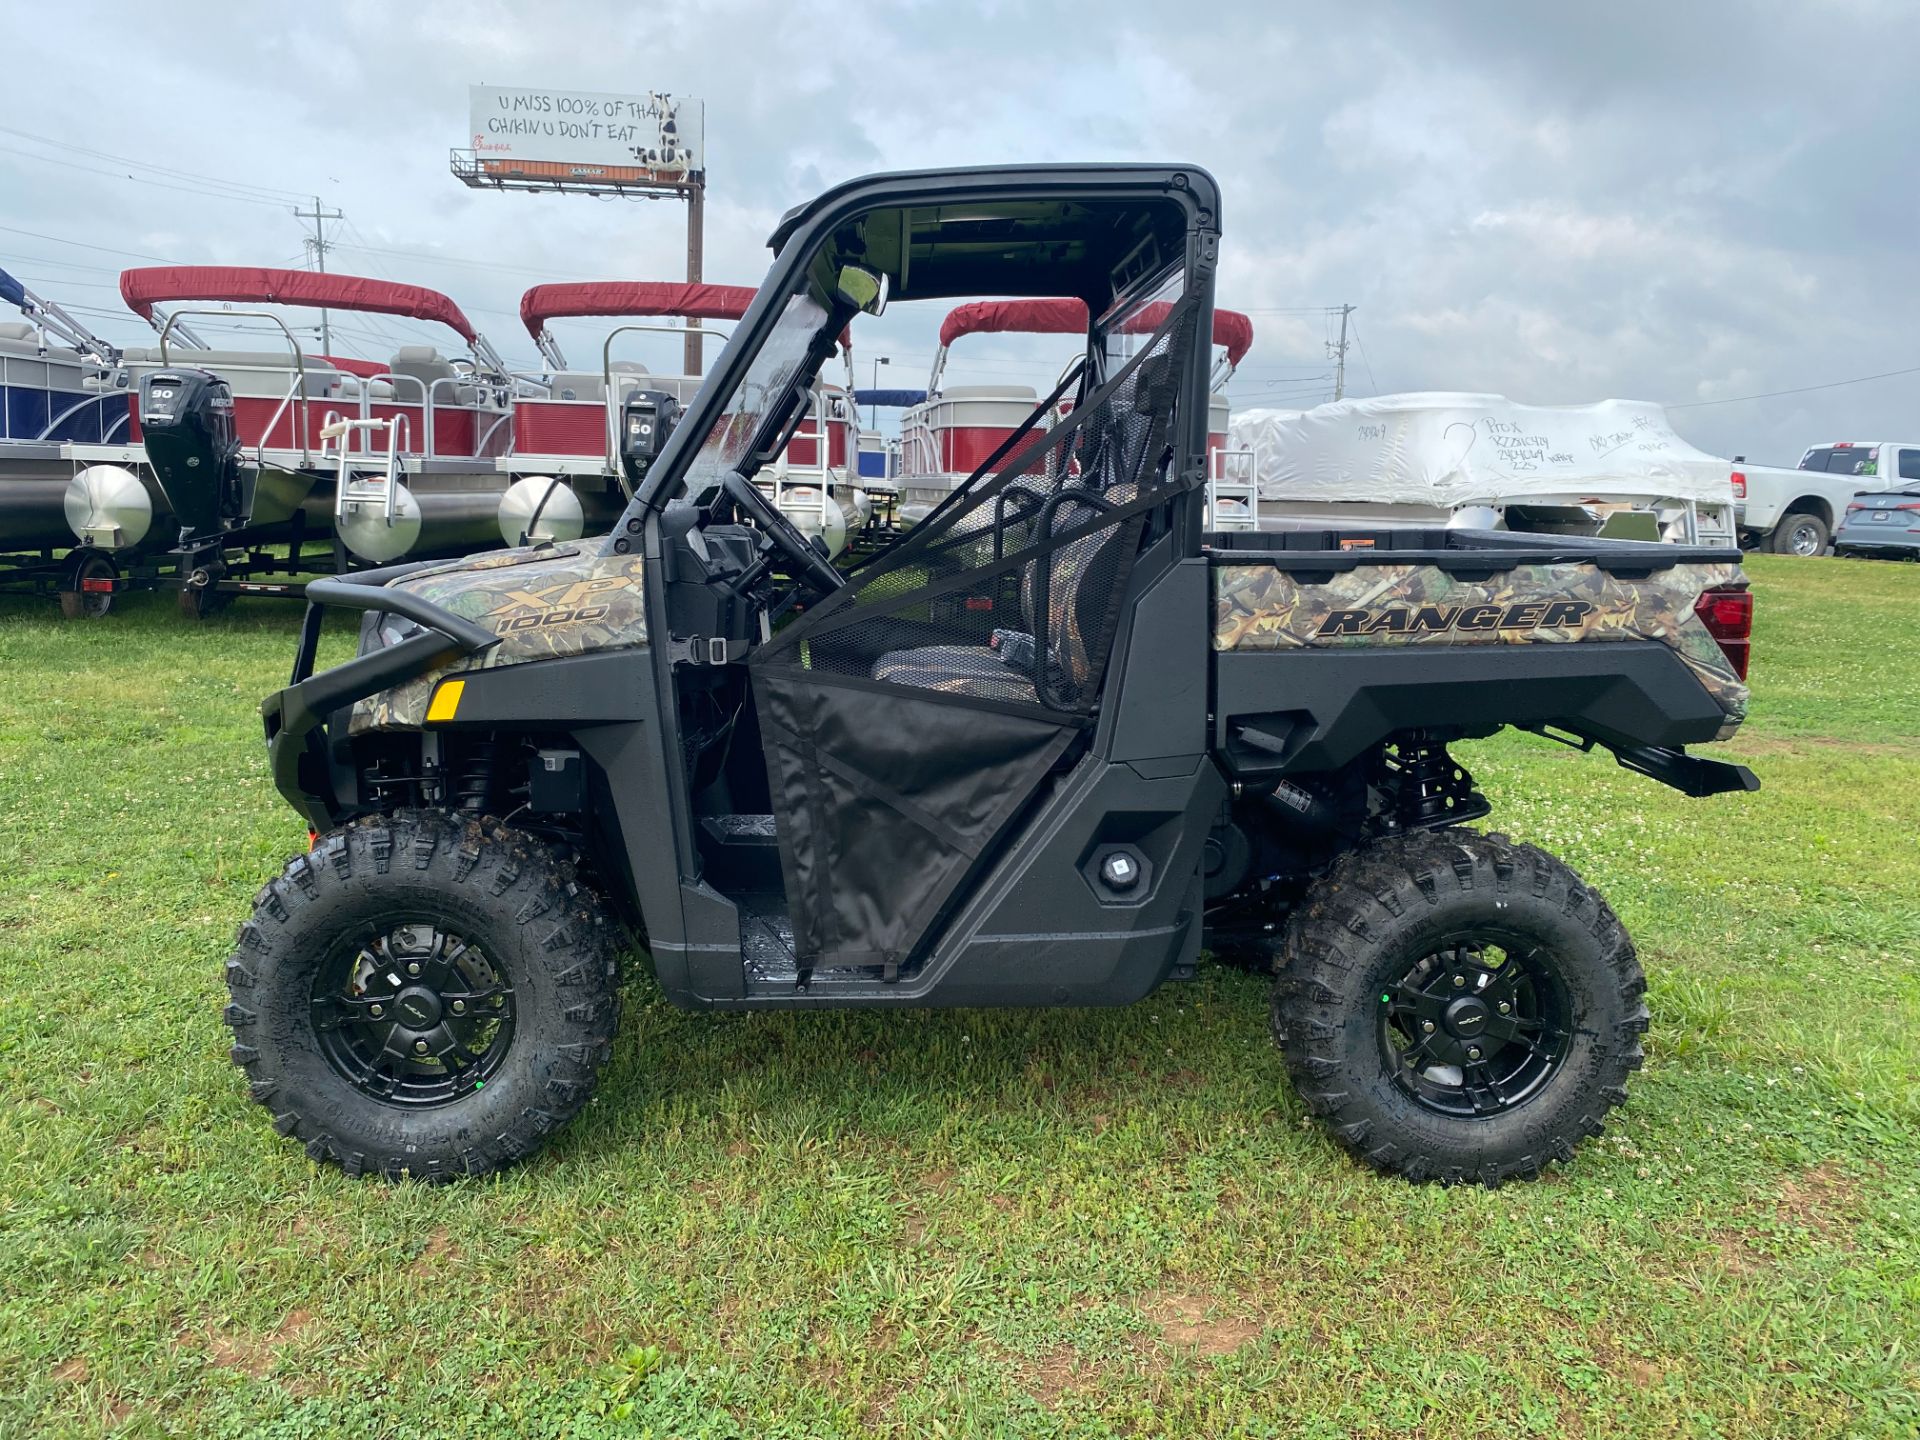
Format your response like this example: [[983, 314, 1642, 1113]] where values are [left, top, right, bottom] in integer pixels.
[[677, 289, 833, 498], [1800, 446, 1878, 475]]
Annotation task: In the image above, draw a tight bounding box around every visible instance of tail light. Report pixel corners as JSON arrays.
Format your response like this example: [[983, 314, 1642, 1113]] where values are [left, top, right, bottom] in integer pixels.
[[1847, 501, 1866, 515], [1730, 470, 1746, 499], [1694, 585, 1753, 680]]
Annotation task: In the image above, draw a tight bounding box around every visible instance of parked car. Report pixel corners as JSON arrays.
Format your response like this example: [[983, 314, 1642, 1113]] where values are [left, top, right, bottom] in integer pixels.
[[1732, 441, 1920, 555], [1833, 482, 1920, 559]]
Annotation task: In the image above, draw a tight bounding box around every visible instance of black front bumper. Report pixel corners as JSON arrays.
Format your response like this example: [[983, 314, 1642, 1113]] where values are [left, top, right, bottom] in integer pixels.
[[262, 561, 500, 828]]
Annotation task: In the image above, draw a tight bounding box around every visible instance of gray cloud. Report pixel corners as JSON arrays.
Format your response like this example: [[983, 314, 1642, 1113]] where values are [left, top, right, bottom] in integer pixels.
[[5, 0, 1917, 464]]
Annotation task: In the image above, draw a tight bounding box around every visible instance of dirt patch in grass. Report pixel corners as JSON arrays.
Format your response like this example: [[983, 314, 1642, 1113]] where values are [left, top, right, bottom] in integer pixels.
[[50, 1356, 88, 1384], [1773, 1160, 1861, 1238], [1024, 1343, 1081, 1405], [202, 1306, 316, 1378], [1139, 1291, 1261, 1357], [408, 1227, 458, 1276]]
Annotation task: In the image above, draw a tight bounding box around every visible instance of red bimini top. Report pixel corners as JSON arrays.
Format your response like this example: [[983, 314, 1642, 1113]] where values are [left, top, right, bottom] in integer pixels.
[[938, 297, 1254, 367], [519, 281, 759, 338], [120, 266, 479, 346]]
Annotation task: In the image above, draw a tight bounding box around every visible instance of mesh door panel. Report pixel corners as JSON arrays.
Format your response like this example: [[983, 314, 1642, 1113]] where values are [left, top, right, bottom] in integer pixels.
[[746, 298, 1200, 970], [757, 298, 1198, 713]]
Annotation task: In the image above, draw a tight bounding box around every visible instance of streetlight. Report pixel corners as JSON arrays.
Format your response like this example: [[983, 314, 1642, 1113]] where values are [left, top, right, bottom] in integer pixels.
[[869, 355, 890, 427]]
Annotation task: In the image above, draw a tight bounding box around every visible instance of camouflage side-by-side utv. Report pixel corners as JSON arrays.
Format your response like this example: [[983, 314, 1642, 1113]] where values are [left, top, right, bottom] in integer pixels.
[[226, 165, 1758, 1186]]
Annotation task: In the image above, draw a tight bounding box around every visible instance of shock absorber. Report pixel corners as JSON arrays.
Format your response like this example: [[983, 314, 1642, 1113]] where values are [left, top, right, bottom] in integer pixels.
[[1383, 731, 1491, 830], [452, 741, 500, 813]]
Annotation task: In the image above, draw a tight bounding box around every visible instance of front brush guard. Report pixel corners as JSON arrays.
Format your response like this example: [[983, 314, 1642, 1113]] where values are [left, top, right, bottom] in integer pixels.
[[263, 561, 500, 828]]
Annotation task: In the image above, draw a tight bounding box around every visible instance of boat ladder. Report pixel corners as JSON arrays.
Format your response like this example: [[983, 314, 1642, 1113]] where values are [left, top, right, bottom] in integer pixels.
[[323, 410, 411, 537], [1207, 446, 1260, 530]]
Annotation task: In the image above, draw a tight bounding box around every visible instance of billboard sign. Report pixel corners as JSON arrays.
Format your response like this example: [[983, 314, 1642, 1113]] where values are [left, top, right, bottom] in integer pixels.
[[469, 86, 702, 182]]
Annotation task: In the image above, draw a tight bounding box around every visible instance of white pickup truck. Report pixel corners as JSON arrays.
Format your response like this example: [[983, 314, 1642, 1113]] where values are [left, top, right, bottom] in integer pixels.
[[1733, 441, 1920, 555]]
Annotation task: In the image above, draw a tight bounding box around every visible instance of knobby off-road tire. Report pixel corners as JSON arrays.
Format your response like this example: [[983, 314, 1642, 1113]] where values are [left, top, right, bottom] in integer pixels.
[[225, 811, 621, 1182], [1272, 830, 1647, 1187]]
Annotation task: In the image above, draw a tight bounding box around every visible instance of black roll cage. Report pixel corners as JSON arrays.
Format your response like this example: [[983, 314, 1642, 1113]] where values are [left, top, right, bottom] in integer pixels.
[[611, 164, 1223, 538]]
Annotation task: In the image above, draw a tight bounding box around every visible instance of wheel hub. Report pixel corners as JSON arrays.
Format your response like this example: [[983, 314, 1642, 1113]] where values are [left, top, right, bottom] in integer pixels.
[[394, 985, 443, 1030], [1443, 995, 1490, 1039]]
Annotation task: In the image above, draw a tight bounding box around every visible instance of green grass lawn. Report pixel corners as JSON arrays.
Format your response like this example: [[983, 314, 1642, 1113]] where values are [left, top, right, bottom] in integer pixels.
[[0, 554, 1915, 1439]]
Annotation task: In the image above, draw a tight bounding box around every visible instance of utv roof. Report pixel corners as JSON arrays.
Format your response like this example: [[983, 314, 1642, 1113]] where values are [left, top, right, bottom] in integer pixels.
[[767, 163, 1220, 304]]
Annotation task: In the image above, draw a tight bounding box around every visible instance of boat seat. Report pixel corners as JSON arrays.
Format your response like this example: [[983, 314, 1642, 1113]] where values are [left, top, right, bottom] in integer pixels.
[[388, 345, 460, 404]]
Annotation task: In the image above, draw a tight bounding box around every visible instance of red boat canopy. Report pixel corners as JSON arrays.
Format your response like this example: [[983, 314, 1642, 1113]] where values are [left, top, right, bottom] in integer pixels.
[[938, 297, 1254, 367], [119, 266, 479, 345], [520, 281, 759, 338]]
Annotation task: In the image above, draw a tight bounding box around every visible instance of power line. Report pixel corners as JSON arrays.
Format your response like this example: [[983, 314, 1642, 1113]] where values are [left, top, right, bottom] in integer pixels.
[[330, 240, 602, 283], [1349, 317, 1379, 394], [0, 222, 178, 263], [1669, 364, 1920, 410], [0, 124, 310, 203], [0, 143, 296, 210]]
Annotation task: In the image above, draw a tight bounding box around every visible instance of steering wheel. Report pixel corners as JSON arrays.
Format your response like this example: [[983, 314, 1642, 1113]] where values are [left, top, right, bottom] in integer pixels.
[[719, 470, 846, 596]]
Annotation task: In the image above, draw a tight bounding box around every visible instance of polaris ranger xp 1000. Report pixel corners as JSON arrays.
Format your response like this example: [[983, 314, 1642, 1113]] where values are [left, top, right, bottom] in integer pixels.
[[228, 165, 1759, 1186]]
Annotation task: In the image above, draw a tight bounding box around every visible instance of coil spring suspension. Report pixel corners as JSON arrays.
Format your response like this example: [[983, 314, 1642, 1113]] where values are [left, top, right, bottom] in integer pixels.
[[453, 742, 501, 813], [1381, 732, 1490, 830]]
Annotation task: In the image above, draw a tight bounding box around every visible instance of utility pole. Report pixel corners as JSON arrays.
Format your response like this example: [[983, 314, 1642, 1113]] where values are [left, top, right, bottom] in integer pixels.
[[294, 195, 344, 356], [869, 356, 889, 426], [1329, 304, 1354, 401], [684, 180, 705, 376]]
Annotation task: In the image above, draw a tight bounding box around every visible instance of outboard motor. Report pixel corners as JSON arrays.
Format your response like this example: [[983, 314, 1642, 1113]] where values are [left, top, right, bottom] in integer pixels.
[[617, 388, 682, 488], [139, 369, 251, 550]]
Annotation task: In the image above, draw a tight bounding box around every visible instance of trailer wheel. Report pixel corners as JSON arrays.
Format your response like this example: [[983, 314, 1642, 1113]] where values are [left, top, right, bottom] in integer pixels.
[[225, 812, 622, 1182], [177, 578, 233, 620], [58, 552, 117, 620], [1271, 830, 1645, 1187]]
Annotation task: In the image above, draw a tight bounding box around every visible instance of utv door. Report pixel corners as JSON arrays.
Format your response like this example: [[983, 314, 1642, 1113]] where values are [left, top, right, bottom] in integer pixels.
[[748, 291, 1207, 978]]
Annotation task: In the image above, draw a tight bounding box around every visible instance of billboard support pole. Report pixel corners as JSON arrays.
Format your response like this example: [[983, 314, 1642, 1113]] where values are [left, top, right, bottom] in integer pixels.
[[684, 178, 705, 377]]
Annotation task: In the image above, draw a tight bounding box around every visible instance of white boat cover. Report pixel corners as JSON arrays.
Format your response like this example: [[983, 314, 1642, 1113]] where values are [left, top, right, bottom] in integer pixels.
[[1229, 394, 1732, 507]]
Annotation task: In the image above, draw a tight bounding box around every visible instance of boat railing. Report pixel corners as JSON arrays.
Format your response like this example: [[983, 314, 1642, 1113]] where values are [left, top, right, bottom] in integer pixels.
[[160, 308, 313, 466]]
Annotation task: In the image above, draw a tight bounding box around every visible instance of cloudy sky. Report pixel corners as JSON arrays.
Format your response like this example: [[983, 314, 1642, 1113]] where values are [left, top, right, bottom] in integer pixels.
[[4, 0, 1916, 465]]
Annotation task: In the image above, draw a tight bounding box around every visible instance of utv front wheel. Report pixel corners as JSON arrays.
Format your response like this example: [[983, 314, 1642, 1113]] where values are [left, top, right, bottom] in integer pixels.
[[225, 812, 621, 1181], [1272, 831, 1646, 1186]]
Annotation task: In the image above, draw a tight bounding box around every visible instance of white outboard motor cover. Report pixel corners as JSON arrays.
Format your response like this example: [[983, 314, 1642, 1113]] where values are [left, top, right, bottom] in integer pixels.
[[1229, 394, 1734, 508]]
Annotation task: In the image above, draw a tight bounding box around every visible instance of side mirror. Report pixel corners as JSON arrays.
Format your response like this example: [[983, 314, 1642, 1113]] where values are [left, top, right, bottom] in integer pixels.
[[836, 264, 889, 317]]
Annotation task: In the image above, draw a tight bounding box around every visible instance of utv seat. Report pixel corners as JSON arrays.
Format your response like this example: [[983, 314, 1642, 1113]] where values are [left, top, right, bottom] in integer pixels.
[[870, 643, 1040, 705], [869, 352, 1176, 707]]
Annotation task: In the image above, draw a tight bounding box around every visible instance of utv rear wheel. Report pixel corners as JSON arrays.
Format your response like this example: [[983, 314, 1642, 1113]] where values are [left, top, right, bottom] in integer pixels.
[[1272, 831, 1646, 1186], [225, 812, 621, 1181]]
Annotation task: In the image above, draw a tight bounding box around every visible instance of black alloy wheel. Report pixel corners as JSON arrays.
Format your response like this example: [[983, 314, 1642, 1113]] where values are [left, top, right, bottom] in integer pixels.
[[1379, 938, 1571, 1119], [312, 924, 517, 1108]]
